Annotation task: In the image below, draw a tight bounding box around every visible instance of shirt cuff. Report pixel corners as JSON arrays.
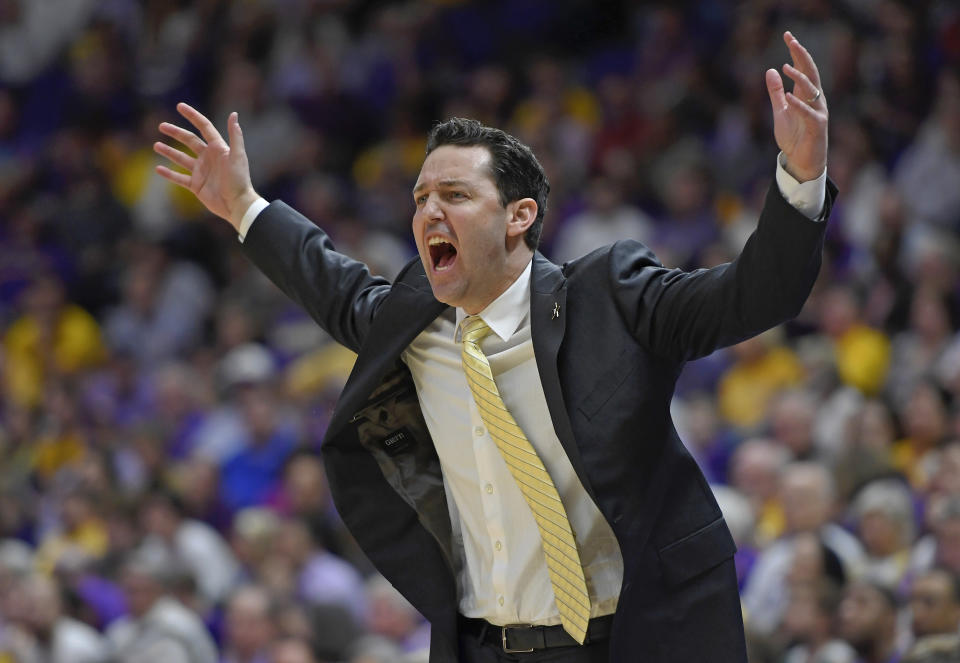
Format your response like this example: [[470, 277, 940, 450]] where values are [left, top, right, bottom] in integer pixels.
[[775, 152, 827, 221], [237, 197, 270, 243]]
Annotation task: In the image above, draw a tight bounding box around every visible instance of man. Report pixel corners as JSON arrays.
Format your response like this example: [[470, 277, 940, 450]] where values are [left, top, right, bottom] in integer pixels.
[[139, 490, 241, 606], [743, 463, 862, 635], [155, 32, 832, 662], [16, 573, 109, 663], [221, 585, 276, 663], [106, 553, 218, 663]]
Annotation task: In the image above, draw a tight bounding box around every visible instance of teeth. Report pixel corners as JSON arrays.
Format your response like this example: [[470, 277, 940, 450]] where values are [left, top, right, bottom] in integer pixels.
[[428, 237, 450, 246]]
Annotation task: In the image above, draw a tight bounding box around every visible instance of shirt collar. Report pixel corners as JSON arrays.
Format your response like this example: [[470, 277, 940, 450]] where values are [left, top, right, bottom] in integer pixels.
[[455, 260, 532, 342]]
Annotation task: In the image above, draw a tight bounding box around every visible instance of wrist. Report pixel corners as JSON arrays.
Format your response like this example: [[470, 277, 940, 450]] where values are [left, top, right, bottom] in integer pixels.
[[782, 158, 824, 184], [229, 188, 260, 231]]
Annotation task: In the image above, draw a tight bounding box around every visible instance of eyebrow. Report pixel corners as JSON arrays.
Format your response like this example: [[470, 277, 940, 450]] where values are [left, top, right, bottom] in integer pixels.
[[412, 179, 472, 195]]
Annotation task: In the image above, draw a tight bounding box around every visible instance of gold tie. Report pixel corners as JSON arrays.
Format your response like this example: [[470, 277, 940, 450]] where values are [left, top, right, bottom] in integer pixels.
[[460, 316, 592, 644]]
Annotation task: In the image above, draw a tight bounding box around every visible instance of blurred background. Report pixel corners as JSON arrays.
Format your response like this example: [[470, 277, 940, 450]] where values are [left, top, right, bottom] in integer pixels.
[[0, 0, 959, 662]]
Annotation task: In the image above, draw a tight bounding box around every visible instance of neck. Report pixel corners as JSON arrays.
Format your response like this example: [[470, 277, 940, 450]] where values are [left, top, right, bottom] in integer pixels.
[[463, 250, 533, 315]]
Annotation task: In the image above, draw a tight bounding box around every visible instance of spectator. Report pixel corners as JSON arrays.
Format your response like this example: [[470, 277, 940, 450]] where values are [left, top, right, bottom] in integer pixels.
[[550, 175, 653, 263], [364, 575, 430, 658], [849, 478, 917, 587], [35, 489, 109, 575], [272, 518, 366, 623], [838, 581, 903, 663], [908, 568, 960, 643], [16, 573, 108, 663], [221, 585, 275, 663], [717, 331, 805, 432], [139, 490, 240, 605], [892, 380, 953, 490], [3, 273, 105, 408], [196, 344, 299, 508], [769, 389, 821, 461], [781, 577, 855, 663], [106, 553, 218, 663], [816, 285, 891, 397], [103, 241, 214, 369], [893, 68, 960, 231], [742, 463, 863, 635], [729, 437, 790, 546]]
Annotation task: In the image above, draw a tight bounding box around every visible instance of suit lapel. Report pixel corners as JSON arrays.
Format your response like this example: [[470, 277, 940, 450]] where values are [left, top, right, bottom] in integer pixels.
[[530, 253, 597, 503], [326, 260, 446, 437], [326, 254, 598, 502]]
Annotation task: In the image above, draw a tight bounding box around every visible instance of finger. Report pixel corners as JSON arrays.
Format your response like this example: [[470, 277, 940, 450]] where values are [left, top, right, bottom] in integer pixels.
[[159, 122, 205, 154], [177, 102, 223, 146], [785, 91, 822, 123], [155, 165, 193, 189], [765, 68, 788, 112], [153, 141, 197, 172], [227, 111, 246, 157], [782, 63, 822, 105], [783, 31, 823, 90]]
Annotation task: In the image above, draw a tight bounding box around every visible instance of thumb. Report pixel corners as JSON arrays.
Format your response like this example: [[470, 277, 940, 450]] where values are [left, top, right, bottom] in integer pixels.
[[765, 68, 788, 114], [228, 111, 246, 156]]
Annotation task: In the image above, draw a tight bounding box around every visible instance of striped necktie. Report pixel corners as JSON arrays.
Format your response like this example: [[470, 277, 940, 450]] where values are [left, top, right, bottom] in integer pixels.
[[460, 315, 592, 644]]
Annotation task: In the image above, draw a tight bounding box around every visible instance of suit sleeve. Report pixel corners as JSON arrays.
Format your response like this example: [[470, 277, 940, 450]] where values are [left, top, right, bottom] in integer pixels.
[[239, 201, 392, 353], [611, 177, 837, 362]]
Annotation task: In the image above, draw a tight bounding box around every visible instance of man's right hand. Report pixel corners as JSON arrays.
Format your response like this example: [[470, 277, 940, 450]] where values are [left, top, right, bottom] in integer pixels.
[[154, 103, 259, 232]]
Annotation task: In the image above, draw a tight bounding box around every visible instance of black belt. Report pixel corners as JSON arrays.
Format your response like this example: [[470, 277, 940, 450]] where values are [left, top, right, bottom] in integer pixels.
[[458, 614, 614, 653]]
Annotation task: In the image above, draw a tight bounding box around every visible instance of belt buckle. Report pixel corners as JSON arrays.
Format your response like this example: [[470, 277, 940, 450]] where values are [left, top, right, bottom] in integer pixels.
[[502, 624, 535, 653]]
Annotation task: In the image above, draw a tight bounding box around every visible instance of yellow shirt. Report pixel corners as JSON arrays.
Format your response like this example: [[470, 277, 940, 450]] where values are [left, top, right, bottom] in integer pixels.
[[834, 324, 890, 396], [3, 305, 106, 407], [35, 518, 109, 575], [718, 347, 804, 429]]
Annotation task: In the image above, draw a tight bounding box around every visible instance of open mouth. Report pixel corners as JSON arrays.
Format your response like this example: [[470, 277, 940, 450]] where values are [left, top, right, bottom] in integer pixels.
[[428, 237, 458, 272]]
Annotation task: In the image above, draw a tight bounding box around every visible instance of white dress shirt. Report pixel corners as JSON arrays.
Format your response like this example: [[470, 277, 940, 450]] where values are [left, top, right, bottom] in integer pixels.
[[402, 261, 622, 625], [236, 157, 828, 625]]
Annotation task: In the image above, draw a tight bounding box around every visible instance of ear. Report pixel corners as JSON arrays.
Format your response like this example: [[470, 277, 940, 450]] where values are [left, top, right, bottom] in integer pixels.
[[506, 198, 537, 239]]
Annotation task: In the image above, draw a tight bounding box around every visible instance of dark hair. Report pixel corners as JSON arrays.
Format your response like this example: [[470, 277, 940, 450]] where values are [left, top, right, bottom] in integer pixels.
[[425, 117, 550, 250]]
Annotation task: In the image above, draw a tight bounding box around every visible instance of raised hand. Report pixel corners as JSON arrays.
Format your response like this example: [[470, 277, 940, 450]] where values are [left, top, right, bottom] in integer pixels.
[[765, 31, 828, 183], [154, 103, 259, 231]]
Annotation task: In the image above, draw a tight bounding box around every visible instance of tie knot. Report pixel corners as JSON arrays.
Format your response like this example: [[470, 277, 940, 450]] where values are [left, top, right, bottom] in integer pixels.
[[461, 316, 492, 345]]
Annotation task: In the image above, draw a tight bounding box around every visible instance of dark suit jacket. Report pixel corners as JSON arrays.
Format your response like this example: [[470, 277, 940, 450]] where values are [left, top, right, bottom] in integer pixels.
[[240, 178, 835, 662]]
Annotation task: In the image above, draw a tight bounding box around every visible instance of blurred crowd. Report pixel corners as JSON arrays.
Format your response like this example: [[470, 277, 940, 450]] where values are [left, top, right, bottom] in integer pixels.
[[0, 0, 959, 662]]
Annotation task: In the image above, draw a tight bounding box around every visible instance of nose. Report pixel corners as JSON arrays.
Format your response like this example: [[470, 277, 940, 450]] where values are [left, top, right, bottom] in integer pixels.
[[421, 193, 444, 220]]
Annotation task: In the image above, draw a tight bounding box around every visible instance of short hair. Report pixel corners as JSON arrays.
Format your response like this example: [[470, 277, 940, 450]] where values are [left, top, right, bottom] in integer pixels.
[[425, 117, 550, 250], [851, 477, 916, 545]]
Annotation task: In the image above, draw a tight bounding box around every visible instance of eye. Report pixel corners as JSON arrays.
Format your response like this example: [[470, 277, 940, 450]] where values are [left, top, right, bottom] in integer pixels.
[[415, 195, 427, 205], [448, 191, 466, 200]]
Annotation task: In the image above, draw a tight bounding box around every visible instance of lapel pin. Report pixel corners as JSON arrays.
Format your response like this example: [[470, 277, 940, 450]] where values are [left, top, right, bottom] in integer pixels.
[[552, 302, 560, 320]]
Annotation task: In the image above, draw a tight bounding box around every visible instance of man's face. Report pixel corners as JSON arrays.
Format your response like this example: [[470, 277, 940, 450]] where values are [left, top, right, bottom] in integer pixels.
[[910, 571, 960, 637], [412, 145, 520, 314]]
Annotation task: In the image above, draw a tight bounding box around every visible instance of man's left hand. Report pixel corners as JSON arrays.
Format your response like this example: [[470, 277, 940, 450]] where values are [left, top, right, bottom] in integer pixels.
[[766, 31, 828, 183]]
